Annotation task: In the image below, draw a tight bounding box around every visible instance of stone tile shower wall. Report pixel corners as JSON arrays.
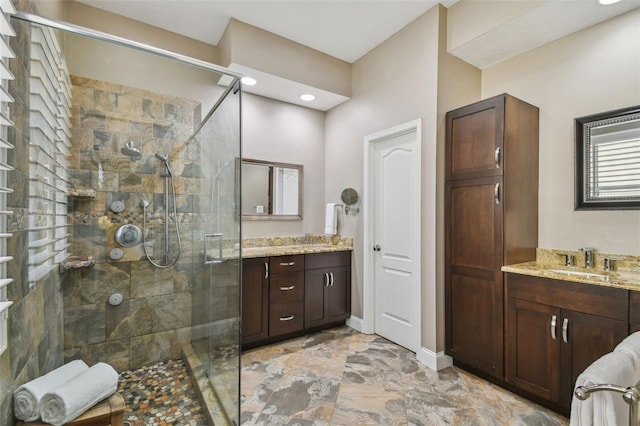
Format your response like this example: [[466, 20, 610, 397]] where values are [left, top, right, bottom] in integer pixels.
[[63, 75, 203, 371]]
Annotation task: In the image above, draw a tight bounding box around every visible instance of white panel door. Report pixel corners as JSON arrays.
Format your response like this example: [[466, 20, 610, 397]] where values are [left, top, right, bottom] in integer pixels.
[[373, 129, 420, 352]]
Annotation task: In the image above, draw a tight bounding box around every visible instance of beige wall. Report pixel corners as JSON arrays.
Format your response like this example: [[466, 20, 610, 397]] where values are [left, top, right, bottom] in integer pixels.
[[65, 1, 217, 63], [482, 9, 640, 256], [326, 5, 479, 353], [242, 93, 326, 237], [221, 19, 351, 97]]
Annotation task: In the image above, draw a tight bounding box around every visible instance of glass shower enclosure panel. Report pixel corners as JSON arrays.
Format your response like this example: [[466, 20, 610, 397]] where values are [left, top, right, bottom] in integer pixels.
[[11, 10, 242, 426], [190, 81, 241, 425]]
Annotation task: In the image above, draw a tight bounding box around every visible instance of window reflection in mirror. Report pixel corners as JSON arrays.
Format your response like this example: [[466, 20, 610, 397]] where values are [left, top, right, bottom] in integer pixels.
[[576, 106, 640, 209], [241, 158, 303, 220]]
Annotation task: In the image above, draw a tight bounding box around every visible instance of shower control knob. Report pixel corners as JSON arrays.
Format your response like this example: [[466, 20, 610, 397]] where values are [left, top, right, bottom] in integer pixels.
[[109, 248, 124, 260], [108, 293, 123, 306], [110, 200, 125, 213]]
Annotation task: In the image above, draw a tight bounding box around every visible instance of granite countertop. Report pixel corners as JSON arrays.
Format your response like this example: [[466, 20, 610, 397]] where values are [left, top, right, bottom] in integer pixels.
[[503, 260, 640, 291], [241, 243, 352, 259]]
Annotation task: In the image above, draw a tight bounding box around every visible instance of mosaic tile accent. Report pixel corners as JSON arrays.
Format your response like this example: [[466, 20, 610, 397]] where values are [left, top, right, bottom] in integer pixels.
[[118, 359, 207, 426]]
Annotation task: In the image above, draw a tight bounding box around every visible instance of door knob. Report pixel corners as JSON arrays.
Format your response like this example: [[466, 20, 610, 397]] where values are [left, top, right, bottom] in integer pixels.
[[373, 245, 381, 252]]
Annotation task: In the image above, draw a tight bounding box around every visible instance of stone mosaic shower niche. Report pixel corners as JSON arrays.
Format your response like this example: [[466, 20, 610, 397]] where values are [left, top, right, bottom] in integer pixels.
[[2, 12, 241, 426]]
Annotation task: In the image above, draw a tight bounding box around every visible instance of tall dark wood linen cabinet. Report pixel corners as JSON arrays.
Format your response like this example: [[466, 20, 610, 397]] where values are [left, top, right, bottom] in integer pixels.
[[445, 94, 539, 379]]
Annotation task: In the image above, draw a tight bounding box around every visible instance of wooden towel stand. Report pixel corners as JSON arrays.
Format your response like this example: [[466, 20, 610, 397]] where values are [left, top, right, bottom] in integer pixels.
[[16, 392, 124, 426]]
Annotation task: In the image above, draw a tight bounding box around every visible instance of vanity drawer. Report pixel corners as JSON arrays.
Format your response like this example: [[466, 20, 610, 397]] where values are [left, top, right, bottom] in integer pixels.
[[270, 255, 304, 274], [270, 272, 304, 303], [306, 251, 350, 270], [269, 303, 304, 336]]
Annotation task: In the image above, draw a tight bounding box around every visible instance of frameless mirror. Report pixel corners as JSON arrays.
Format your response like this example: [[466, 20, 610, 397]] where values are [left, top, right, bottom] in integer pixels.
[[241, 158, 303, 220], [576, 105, 640, 210]]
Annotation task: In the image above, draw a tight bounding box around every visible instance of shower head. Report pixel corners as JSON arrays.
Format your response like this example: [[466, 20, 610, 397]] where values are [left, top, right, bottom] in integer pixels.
[[121, 141, 141, 159], [155, 152, 168, 162]]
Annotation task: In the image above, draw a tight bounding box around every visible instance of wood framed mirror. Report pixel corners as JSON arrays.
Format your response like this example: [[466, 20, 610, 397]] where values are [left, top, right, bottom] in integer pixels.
[[575, 105, 640, 210], [241, 158, 303, 220]]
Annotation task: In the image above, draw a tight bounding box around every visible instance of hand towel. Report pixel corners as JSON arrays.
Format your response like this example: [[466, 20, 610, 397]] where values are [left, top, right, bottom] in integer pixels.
[[14, 359, 89, 421], [40, 362, 119, 426], [570, 350, 635, 426], [324, 203, 337, 235], [615, 331, 640, 370]]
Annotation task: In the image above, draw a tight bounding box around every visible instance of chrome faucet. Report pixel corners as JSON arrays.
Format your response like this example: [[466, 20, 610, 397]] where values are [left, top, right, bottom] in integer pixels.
[[579, 247, 595, 269]]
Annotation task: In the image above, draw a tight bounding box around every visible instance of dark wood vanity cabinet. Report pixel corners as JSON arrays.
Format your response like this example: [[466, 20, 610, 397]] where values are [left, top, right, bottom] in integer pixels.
[[305, 251, 351, 328], [445, 94, 539, 380], [242, 251, 351, 347], [506, 273, 628, 413], [241, 257, 269, 344]]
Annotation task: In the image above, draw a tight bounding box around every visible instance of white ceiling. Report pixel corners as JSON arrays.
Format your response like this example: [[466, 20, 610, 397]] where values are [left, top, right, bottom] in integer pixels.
[[77, 0, 453, 63], [76, 0, 640, 110]]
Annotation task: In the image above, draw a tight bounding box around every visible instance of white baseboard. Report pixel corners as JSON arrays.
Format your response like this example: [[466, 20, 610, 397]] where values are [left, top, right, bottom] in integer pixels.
[[416, 347, 453, 371], [346, 315, 365, 332]]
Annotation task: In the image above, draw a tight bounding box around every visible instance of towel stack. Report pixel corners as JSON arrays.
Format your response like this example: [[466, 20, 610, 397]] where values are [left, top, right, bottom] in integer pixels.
[[14, 361, 119, 426]]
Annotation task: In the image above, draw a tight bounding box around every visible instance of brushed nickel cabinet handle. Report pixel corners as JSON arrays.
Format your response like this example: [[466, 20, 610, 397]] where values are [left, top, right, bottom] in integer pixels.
[[495, 147, 501, 168], [279, 315, 294, 321], [264, 262, 269, 279], [494, 183, 500, 205], [280, 262, 295, 266], [551, 315, 557, 341], [330, 272, 334, 287], [324, 272, 329, 287], [280, 286, 295, 291], [562, 318, 569, 343]]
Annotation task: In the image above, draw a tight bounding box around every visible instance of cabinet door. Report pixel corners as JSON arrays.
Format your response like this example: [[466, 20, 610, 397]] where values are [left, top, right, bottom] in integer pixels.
[[559, 310, 628, 409], [506, 298, 561, 402], [304, 266, 351, 328], [445, 177, 504, 378], [326, 266, 351, 323], [446, 95, 504, 180], [305, 268, 330, 328], [241, 257, 269, 344]]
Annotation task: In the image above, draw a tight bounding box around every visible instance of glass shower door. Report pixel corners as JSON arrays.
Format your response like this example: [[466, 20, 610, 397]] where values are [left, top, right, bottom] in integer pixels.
[[191, 81, 241, 425]]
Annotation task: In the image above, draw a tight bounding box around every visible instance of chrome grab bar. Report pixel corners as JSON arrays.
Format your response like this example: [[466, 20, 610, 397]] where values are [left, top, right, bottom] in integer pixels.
[[575, 381, 640, 426]]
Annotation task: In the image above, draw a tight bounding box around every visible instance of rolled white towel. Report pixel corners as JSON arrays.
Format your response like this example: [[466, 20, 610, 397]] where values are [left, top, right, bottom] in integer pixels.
[[14, 359, 89, 421], [40, 362, 119, 426]]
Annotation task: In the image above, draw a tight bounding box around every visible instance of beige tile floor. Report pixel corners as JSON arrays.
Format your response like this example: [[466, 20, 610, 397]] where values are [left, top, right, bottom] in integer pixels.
[[240, 326, 569, 425]]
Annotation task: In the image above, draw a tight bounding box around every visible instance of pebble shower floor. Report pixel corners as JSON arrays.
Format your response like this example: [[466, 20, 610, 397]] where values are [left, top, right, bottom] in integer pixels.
[[118, 359, 207, 426]]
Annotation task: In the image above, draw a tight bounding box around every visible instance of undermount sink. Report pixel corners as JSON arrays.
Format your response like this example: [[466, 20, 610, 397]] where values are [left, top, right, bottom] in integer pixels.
[[547, 269, 610, 281]]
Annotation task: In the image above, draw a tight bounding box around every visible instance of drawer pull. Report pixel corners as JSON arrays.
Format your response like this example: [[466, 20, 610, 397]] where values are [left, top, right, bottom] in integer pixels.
[[279, 315, 294, 321], [495, 147, 501, 168], [324, 272, 330, 287], [562, 318, 569, 343], [494, 183, 500, 205], [551, 315, 557, 340], [329, 272, 334, 287], [280, 285, 295, 291], [264, 262, 269, 279], [280, 262, 296, 266]]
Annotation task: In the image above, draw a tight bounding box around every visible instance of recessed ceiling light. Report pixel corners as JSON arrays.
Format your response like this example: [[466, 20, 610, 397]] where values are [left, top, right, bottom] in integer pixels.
[[300, 94, 315, 102], [598, 0, 621, 4], [241, 77, 257, 86]]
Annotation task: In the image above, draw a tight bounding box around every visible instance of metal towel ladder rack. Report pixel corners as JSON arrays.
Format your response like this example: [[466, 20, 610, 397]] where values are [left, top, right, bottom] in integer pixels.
[[575, 381, 640, 426]]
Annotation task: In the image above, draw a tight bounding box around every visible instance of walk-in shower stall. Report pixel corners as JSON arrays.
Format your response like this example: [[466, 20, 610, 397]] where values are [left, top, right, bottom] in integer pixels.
[[6, 9, 241, 425]]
